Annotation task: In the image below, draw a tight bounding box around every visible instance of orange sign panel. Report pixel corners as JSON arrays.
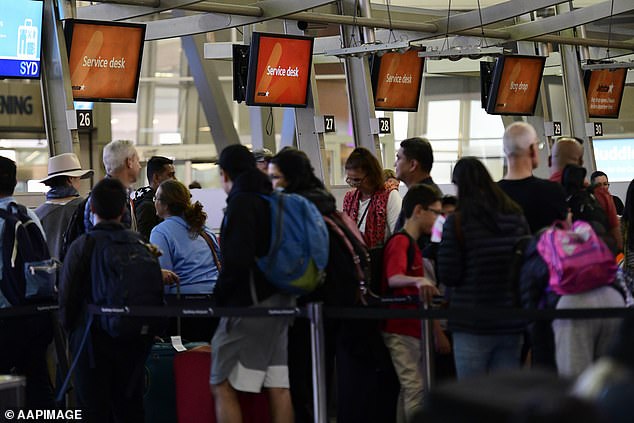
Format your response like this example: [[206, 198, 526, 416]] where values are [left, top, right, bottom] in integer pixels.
[[585, 68, 627, 119], [490, 56, 545, 115], [247, 33, 313, 107], [67, 21, 145, 102], [373, 49, 425, 111]]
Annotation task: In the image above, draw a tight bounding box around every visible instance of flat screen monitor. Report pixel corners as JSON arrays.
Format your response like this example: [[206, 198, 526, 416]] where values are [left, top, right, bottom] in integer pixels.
[[584, 68, 627, 119], [65, 20, 146, 102], [245, 32, 314, 108], [371, 48, 425, 112], [0, 0, 43, 79], [485, 55, 546, 116]]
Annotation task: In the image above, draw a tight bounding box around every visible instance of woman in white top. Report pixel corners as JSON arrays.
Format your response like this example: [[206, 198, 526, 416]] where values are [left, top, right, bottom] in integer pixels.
[[342, 147, 402, 248]]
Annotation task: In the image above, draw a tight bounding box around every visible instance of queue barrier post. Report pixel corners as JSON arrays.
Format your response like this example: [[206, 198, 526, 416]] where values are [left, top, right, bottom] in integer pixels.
[[420, 299, 434, 392], [307, 302, 327, 423]]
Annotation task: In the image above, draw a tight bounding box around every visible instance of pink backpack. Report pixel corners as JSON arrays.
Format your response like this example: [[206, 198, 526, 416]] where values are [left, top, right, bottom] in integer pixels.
[[537, 221, 617, 295]]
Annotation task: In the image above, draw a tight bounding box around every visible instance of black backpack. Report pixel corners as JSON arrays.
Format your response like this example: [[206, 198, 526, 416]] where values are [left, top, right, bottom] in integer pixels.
[[561, 164, 615, 251], [59, 197, 88, 262], [0, 202, 59, 306], [369, 230, 416, 298], [86, 229, 165, 338], [322, 211, 373, 306]]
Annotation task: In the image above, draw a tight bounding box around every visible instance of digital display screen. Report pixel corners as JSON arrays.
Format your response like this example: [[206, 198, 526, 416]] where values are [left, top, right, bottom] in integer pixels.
[[245, 33, 314, 108], [371, 49, 425, 112], [485, 55, 546, 116], [0, 0, 43, 79], [584, 68, 627, 119], [65, 20, 146, 102]]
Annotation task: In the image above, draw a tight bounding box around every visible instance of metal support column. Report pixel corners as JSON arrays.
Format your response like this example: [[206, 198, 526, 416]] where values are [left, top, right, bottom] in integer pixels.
[[136, 40, 156, 147], [284, 20, 325, 182], [179, 13, 241, 151], [308, 302, 327, 423], [40, 0, 79, 156], [340, 0, 381, 157], [280, 109, 297, 148], [243, 24, 276, 152], [515, 14, 552, 178], [556, 3, 596, 171]]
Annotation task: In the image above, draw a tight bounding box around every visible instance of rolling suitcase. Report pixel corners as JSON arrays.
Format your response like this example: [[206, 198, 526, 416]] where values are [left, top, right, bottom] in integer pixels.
[[144, 341, 208, 423], [173, 346, 271, 423]]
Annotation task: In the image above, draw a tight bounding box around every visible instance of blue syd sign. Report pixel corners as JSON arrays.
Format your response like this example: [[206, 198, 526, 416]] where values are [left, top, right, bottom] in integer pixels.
[[0, 1, 43, 79]]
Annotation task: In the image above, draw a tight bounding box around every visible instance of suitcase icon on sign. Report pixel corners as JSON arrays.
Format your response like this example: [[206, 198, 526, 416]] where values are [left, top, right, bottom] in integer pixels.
[[17, 19, 38, 59]]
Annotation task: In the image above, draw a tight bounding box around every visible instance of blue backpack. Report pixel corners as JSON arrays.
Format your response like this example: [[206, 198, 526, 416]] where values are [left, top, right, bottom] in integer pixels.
[[257, 192, 329, 295], [87, 229, 165, 338], [0, 202, 59, 308]]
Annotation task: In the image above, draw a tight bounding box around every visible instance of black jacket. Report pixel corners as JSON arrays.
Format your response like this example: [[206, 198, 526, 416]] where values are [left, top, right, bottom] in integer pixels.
[[214, 169, 276, 307], [437, 212, 529, 334], [133, 187, 161, 241]]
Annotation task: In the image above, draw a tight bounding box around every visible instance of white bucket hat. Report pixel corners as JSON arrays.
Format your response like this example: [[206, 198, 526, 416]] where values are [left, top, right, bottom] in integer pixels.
[[40, 153, 93, 184]]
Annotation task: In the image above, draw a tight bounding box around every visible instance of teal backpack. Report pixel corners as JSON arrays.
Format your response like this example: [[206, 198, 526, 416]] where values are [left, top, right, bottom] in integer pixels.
[[257, 192, 329, 295]]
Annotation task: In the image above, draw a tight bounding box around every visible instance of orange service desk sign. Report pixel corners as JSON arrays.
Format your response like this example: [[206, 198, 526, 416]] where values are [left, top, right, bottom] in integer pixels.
[[372, 49, 425, 112], [66, 20, 146, 102], [246, 33, 314, 108]]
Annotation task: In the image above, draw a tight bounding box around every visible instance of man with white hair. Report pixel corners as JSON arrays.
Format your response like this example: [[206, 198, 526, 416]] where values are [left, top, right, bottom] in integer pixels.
[[498, 122, 567, 234], [84, 140, 142, 232]]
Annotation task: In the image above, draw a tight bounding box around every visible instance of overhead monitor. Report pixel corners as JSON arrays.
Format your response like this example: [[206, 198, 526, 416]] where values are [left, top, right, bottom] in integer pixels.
[[65, 20, 146, 102], [371, 48, 425, 112], [584, 68, 627, 119], [484, 55, 546, 116], [0, 0, 43, 79], [245, 32, 314, 108]]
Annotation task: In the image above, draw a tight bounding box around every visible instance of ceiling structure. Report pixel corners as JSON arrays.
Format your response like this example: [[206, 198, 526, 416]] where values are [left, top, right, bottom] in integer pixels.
[[74, 0, 634, 56]]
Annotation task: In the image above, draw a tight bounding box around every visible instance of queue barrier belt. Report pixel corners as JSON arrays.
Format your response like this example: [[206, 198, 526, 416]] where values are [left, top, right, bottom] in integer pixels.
[[1, 302, 633, 321]]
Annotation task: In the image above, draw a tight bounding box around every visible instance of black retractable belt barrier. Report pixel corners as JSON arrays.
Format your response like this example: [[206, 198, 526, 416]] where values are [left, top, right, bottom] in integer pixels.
[[6, 301, 632, 322], [0, 304, 58, 317], [322, 306, 634, 321], [79, 303, 634, 321], [5, 300, 634, 423], [85, 304, 304, 318]]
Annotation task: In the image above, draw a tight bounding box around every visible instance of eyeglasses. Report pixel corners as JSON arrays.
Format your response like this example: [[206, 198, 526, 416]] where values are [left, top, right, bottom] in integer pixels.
[[345, 175, 366, 187], [596, 182, 610, 187], [425, 207, 443, 216]]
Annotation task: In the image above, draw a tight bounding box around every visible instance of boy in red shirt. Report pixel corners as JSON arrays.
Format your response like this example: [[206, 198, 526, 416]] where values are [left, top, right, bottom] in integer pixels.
[[382, 184, 443, 422]]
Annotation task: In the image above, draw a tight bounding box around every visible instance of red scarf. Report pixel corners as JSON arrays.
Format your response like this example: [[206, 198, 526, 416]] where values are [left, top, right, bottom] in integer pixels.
[[343, 186, 393, 248]]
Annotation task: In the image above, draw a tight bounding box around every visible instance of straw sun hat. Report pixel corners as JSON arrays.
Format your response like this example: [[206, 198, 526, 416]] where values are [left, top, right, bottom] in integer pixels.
[[39, 153, 93, 184]]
